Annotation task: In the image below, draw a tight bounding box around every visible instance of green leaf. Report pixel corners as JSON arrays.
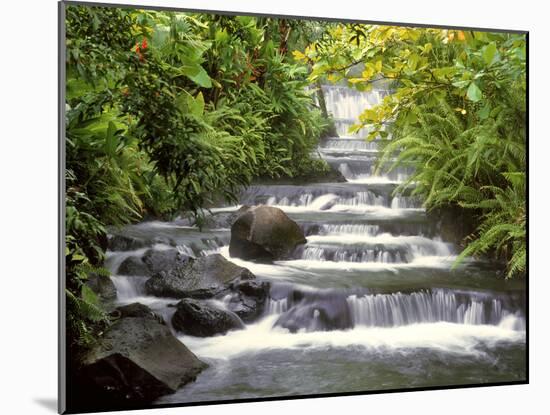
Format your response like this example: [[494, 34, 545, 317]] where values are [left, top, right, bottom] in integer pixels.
[[188, 66, 212, 88], [186, 92, 205, 117], [406, 110, 418, 124], [452, 80, 470, 89], [482, 42, 497, 66], [179, 64, 212, 88], [478, 104, 491, 119], [81, 284, 99, 306], [104, 121, 118, 157], [466, 82, 482, 102]]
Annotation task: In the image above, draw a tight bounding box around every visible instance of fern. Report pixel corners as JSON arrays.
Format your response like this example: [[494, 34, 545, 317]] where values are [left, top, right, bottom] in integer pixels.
[[377, 99, 526, 278]]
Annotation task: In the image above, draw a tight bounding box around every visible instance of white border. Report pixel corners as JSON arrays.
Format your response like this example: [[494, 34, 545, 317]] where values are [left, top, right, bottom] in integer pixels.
[[2, 0, 547, 414]]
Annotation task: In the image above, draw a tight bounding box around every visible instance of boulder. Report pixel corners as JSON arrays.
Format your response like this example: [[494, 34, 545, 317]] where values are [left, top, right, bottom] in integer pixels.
[[224, 280, 270, 323], [116, 248, 189, 277], [117, 256, 150, 276], [229, 206, 306, 262], [85, 274, 117, 301], [112, 303, 165, 325], [145, 254, 254, 299], [142, 248, 188, 275], [151, 236, 177, 247], [80, 317, 207, 405], [274, 296, 352, 333], [171, 299, 244, 337], [108, 234, 148, 252]]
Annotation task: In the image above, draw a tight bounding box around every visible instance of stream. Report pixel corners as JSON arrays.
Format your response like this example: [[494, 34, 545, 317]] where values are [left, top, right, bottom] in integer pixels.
[[105, 84, 526, 403]]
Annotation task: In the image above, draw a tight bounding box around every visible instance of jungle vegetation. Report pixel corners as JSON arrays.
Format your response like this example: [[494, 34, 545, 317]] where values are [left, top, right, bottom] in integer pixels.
[[295, 25, 526, 278], [65, 6, 333, 353], [64, 6, 526, 355]]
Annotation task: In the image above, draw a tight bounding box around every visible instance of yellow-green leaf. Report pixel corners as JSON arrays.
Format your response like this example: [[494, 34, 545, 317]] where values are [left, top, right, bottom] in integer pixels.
[[466, 82, 482, 102]]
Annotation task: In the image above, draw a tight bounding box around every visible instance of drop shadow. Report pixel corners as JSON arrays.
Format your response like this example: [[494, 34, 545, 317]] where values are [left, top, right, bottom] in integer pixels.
[[34, 398, 57, 413]]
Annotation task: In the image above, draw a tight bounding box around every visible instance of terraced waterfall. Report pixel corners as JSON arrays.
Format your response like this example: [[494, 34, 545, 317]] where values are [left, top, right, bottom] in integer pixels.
[[105, 84, 526, 403]]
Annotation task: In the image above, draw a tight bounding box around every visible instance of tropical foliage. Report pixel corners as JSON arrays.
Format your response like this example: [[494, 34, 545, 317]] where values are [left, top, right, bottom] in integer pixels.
[[295, 26, 526, 277], [64, 6, 331, 351]]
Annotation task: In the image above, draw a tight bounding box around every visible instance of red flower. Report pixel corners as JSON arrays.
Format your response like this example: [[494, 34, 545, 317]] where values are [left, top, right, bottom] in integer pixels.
[[134, 42, 145, 62], [141, 38, 148, 50]]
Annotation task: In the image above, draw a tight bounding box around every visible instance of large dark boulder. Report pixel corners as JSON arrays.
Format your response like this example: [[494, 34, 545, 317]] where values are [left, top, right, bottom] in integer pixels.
[[145, 254, 254, 299], [274, 296, 352, 333], [229, 206, 307, 262], [85, 274, 117, 301], [224, 280, 270, 323], [79, 317, 207, 406], [171, 299, 244, 337]]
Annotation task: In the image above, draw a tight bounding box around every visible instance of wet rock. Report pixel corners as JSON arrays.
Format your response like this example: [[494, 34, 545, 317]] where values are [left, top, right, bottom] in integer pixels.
[[86, 274, 117, 301], [275, 296, 352, 332], [171, 299, 244, 337], [229, 206, 307, 262], [117, 256, 150, 276], [108, 234, 149, 252], [145, 254, 254, 299], [112, 303, 165, 325], [294, 165, 347, 184], [151, 236, 177, 247], [79, 317, 207, 406], [116, 248, 189, 277], [428, 206, 477, 246], [224, 280, 270, 323], [142, 248, 188, 275]]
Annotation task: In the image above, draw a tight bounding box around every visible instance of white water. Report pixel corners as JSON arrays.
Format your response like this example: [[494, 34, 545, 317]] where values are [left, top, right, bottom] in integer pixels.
[[271, 203, 424, 217], [306, 234, 452, 252], [319, 224, 381, 235], [322, 85, 390, 139], [177, 314, 525, 360], [204, 202, 422, 218], [346, 175, 407, 185], [110, 276, 148, 302], [321, 138, 380, 151], [279, 256, 459, 272], [104, 247, 150, 274], [346, 290, 515, 327], [266, 298, 289, 314]]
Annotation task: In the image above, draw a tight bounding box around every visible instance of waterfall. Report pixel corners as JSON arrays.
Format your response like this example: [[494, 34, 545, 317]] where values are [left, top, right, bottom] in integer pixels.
[[266, 298, 289, 315], [299, 233, 454, 264], [322, 85, 389, 139], [110, 276, 148, 302], [239, 184, 419, 211], [345, 290, 513, 327], [315, 84, 421, 184], [264, 288, 524, 332], [319, 224, 381, 236], [301, 245, 406, 263]]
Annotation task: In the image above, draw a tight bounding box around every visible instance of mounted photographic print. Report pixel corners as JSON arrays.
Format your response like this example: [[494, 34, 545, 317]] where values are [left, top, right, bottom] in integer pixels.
[[59, 1, 528, 413]]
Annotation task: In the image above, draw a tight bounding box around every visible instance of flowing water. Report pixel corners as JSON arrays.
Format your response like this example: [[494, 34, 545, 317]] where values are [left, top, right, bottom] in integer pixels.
[[106, 84, 526, 404]]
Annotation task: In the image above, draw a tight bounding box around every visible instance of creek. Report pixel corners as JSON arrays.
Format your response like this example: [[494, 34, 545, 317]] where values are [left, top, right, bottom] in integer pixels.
[[106, 84, 526, 403]]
